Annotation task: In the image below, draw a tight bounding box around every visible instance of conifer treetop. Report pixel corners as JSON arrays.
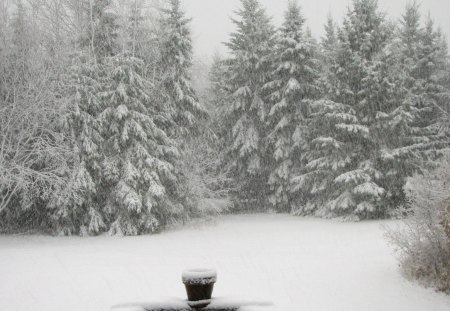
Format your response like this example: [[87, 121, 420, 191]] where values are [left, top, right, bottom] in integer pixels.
[[227, 0, 274, 55]]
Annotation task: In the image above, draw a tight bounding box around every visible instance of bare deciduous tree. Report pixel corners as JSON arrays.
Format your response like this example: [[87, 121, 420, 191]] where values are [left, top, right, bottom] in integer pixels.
[[0, 13, 72, 217]]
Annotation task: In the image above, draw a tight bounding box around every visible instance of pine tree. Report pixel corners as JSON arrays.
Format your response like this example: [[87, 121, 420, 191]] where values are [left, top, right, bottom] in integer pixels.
[[298, 0, 405, 218], [380, 4, 435, 195], [50, 0, 120, 235], [158, 0, 206, 135], [396, 3, 449, 161], [224, 0, 275, 210], [415, 15, 450, 143], [321, 14, 338, 65], [265, 1, 320, 212], [50, 60, 105, 235], [100, 55, 183, 236], [302, 0, 448, 219], [398, 1, 421, 64], [367, 43, 419, 211]]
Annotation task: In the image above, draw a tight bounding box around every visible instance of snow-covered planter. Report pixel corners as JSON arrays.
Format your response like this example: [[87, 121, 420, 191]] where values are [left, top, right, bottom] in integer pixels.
[[182, 269, 217, 308]]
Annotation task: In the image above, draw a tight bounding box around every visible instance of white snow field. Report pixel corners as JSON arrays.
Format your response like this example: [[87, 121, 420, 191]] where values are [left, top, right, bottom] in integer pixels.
[[0, 214, 449, 311]]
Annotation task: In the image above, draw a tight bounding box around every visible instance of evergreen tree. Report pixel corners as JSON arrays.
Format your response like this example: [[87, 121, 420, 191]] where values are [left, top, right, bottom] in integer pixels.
[[157, 0, 221, 224], [367, 42, 419, 211], [398, 1, 421, 64], [50, 60, 105, 235], [100, 55, 183, 236], [415, 15, 450, 141], [298, 0, 407, 218], [320, 14, 339, 90], [396, 3, 449, 160], [158, 0, 206, 135], [49, 0, 120, 235], [321, 14, 338, 62], [265, 1, 320, 212], [224, 0, 275, 210]]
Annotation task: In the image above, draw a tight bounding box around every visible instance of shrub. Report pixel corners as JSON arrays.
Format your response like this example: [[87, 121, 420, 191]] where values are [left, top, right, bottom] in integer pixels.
[[386, 155, 450, 293]]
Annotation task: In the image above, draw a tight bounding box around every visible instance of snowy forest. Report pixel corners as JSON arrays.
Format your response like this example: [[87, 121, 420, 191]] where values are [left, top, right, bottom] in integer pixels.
[[1, 0, 450, 301]]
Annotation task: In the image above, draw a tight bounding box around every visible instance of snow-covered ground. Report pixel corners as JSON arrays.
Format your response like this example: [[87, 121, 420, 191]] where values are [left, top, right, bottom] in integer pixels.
[[0, 214, 449, 311]]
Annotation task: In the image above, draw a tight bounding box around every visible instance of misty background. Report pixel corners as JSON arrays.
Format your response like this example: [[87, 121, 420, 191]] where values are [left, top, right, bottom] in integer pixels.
[[186, 0, 450, 58]]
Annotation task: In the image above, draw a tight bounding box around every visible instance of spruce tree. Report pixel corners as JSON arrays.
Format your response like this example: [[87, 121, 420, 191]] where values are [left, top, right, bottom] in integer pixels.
[[321, 14, 338, 67], [301, 0, 448, 219], [299, 0, 403, 218], [51, 0, 120, 235], [367, 42, 419, 211], [50, 61, 105, 235], [265, 1, 320, 212], [398, 1, 421, 65], [224, 0, 275, 210], [158, 0, 206, 135], [415, 15, 450, 143], [396, 3, 449, 161], [100, 55, 183, 236]]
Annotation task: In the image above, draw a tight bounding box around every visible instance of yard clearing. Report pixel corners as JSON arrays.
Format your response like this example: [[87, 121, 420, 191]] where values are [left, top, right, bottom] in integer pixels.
[[0, 214, 449, 311]]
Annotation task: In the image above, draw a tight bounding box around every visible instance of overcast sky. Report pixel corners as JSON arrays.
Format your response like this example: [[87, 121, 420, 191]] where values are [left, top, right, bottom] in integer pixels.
[[182, 0, 450, 60]]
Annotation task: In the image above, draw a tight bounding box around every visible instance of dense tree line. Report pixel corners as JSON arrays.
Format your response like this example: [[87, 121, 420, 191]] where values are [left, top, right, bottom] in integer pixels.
[[0, 0, 449, 242], [211, 0, 450, 220], [209, 0, 449, 293]]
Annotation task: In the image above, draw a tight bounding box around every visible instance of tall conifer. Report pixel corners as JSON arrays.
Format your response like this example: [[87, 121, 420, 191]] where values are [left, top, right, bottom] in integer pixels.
[[224, 0, 275, 210]]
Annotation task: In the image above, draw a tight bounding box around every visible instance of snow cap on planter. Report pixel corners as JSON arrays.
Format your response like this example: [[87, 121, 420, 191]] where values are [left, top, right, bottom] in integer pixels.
[[182, 269, 217, 285]]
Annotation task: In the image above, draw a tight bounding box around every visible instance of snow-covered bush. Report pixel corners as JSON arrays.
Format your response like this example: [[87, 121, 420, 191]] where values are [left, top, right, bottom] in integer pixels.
[[386, 155, 450, 293], [0, 75, 71, 232]]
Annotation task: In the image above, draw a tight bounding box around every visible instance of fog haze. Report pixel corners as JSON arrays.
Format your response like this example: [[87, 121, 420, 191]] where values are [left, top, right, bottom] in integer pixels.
[[183, 0, 450, 59]]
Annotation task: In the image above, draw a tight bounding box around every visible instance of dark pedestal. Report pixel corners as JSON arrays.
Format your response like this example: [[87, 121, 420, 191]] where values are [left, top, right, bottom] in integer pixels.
[[143, 307, 238, 311], [113, 298, 272, 311]]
